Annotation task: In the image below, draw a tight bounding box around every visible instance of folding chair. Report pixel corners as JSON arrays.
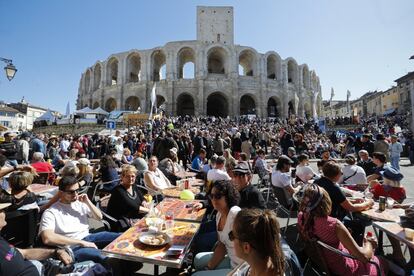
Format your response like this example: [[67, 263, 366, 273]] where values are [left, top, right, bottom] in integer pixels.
[[303, 239, 382, 276], [1, 208, 39, 248], [272, 186, 296, 235]]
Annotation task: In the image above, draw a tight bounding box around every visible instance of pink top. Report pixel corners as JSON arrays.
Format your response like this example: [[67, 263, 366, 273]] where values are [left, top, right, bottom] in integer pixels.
[[298, 213, 384, 276]]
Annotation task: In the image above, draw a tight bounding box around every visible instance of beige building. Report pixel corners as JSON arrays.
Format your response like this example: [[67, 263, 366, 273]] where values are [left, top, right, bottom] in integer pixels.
[[395, 71, 414, 115], [76, 6, 322, 118], [380, 86, 399, 115], [366, 91, 383, 116]]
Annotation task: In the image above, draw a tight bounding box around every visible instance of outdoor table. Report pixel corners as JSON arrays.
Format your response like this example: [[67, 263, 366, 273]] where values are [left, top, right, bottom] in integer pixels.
[[360, 203, 404, 223], [28, 184, 58, 195], [102, 218, 200, 275], [156, 198, 206, 223], [174, 171, 197, 179], [342, 183, 369, 192], [161, 186, 200, 199], [372, 221, 414, 255]]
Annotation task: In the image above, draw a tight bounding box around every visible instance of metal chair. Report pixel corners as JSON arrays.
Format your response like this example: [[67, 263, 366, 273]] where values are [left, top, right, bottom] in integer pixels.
[[272, 186, 296, 235], [303, 239, 382, 276], [90, 178, 120, 203], [95, 195, 117, 231]]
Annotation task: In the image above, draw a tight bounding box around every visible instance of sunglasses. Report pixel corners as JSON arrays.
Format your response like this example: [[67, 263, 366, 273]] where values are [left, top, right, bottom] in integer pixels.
[[63, 188, 80, 195], [208, 193, 224, 200]]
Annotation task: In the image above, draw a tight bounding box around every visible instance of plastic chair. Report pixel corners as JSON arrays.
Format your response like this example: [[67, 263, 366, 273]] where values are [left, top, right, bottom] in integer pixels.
[[1, 208, 39, 248], [303, 239, 382, 276]]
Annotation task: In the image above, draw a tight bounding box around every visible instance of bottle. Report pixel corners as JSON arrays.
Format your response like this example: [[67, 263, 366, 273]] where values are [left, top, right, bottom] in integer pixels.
[[379, 196, 386, 211]]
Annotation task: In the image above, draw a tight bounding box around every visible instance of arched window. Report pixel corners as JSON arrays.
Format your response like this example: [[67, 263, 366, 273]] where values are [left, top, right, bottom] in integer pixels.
[[106, 57, 119, 86], [127, 53, 141, 83], [238, 50, 256, 76], [287, 60, 297, 84], [266, 54, 281, 80], [151, 50, 166, 81], [177, 47, 195, 79], [207, 47, 227, 74]]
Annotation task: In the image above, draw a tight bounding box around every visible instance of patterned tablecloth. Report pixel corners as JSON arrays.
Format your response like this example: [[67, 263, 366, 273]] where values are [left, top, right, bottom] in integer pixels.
[[102, 219, 200, 268], [161, 186, 200, 198], [156, 198, 206, 222], [174, 171, 197, 179], [361, 203, 404, 222]]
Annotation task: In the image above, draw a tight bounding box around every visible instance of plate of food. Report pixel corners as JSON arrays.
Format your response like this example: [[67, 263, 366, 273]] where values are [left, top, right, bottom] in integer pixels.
[[138, 232, 171, 247]]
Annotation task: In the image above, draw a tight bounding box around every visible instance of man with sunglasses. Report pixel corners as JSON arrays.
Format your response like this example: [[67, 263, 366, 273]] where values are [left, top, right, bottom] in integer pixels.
[[232, 162, 266, 209], [39, 176, 120, 267]]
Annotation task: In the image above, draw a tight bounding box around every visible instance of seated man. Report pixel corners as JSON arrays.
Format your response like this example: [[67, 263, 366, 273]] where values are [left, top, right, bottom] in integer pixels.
[[357, 150, 376, 176], [39, 176, 120, 266], [191, 149, 206, 171], [366, 152, 388, 183], [271, 155, 301, 207], [0, 202, 73, 276], [338, 154, 367, 185]]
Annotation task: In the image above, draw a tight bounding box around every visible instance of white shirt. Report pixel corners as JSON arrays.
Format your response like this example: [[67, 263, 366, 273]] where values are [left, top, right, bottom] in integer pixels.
[[271, 170, 292, 188], [144, 168, 171, 191], [338, 164, 367, 185], [296, 164, 318, 183], [39, 200, 91, 241], [216, 206, 243, 268], [59, 140, 70, 152], [207, 168, 231, 182]]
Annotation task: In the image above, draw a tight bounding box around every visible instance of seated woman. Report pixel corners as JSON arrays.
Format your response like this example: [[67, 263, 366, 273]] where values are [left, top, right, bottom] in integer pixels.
[[121, 148, 133, 165], [370, 166, 405, 203], [296, 153, 319, 184], [143, 156, 173, 193], [338, 154, 367, 185], [0, 171, 38, 211], [227, 209, 286, 276], [158, 148, 184, 184], [76, 158, 94, 188], [107, 165, 149, 231], [193, 180, 243, 275], [298, 184, 388, 275], [98, 155, 120, 191]]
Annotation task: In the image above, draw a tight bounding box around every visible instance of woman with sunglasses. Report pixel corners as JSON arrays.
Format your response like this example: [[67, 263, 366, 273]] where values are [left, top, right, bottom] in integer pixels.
[[298, 184, 389, 275], [228, 208, 285, 276], [192, 180, 242, 275]]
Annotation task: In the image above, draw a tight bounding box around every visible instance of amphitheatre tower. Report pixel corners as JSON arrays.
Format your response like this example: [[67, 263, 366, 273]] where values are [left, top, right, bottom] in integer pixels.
[[76, 6, 322, 118]]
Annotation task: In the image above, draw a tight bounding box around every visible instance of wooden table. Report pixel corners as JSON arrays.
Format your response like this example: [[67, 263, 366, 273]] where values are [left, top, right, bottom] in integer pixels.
[[28, 184, 58, 196], [156, 198, 206, 223], [174, 171, 197, 179], [373, 222, 414, 250], [360, 203, 404, 222], [102, 218, 200, 275], [161, 186, 200, 199], [341, 183, 369, 192]]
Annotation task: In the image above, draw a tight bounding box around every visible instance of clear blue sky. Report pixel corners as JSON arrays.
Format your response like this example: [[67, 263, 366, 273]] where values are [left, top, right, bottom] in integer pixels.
[[0, 0, 413, 113]]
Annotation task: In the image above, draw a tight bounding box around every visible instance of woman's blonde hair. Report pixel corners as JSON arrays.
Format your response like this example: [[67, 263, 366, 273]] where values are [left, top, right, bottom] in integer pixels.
[[121, 164, 137, 177], [8, 171, 34, 191]]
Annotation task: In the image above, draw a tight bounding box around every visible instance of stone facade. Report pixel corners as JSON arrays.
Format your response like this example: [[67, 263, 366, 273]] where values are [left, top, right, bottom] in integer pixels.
[[76, 6, 322, 118]]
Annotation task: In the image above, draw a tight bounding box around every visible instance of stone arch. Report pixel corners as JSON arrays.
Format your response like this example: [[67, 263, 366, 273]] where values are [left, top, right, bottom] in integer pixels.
[[266, 53, 282, 80], [302, 65, 310, 88], [240, 94, 256, 115], [105, 98, 117, 112], [207, 92, 229, 117], [176, 93, 195, 116], [287, 58, 298, 84], [177, 47, 195, 79], [304, 102, 312, 118], [84, 70, 91, 93], [267, 97, 281, 117], [207, 46, 228, 74], [126, 53, 141, 83], [93, 102, 100, 109], [93, 63, 101, 90], [288, 101, 295, 116], [125, 96, 140, 111], [106, 57, 119, 86], [151, 50, 166, 81], [238, 49, 257, 76]]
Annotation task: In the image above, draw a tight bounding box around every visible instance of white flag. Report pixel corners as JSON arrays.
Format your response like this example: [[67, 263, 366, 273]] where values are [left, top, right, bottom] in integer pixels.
[[149, 83, 157, 120], [65, 102, 70, 117]]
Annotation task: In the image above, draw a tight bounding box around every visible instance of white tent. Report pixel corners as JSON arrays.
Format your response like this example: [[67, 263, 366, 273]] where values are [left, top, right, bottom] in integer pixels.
[[75, 106, 94, 114], [92, 107, 109, 115], [35, 110, 56, 122]]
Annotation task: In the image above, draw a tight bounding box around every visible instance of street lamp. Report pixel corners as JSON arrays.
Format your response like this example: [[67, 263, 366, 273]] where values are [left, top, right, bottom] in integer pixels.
[[0, 58, 17, 81]]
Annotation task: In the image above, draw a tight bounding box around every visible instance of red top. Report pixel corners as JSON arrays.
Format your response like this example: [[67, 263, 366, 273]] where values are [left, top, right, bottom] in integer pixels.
[[31, 162, 54, 173], [371, 183, 406, 203]]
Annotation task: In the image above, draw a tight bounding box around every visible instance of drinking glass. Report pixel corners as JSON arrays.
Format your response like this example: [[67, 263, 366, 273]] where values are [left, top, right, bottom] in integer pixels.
[[386, 197, 395, 209]]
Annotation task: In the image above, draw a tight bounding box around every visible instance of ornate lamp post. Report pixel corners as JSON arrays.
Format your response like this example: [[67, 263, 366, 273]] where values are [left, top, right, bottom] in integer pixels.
[[0, 58, 17, 81], [409, 55, 414, 133]]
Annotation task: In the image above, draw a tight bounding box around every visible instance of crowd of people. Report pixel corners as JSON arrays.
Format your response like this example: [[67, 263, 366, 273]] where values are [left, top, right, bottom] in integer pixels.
[[0, 113, 412, 275]]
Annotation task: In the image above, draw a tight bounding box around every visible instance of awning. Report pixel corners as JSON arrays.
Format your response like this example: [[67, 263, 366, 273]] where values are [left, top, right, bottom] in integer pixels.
[[383, 108, 396, 116]]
